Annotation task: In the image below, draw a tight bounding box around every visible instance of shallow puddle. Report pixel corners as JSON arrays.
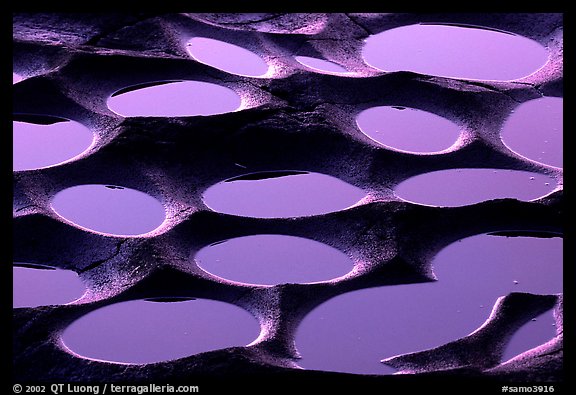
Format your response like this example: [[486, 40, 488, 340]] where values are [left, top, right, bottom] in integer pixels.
[[12, 17, 562, 378], [61, 298, 260, 364], [186, 37, 269, 77], [502, 309, 557, 363], [13, 264, 86, 308], [195, 235, 353, 286], [394, 169, 556, 207], [356, 106, 461, 153], [501, 97, 563, 168], [362, 23, 548, 80], [295, 234, 562, 375], [51, 184, 166, 236], [202, 171, 366, 218], [107, 80, 241, 117], [13, 115, 94, 171]]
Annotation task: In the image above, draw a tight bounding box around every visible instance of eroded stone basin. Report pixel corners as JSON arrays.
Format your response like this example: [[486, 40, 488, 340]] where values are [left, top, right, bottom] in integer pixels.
[[501, 97, 563, 168], [362, 23, 548, 80], [13, 115, 94, 171], [394, 169, 556, 207], [202, 171, 366, 218], [502, 309, 556, 363], [186, 37, 269, 77], [295, 234, 561, 375], [356, 105, 461, 153], [13, 263, 86, 308], [107, 80, 241, 117], [195, 234, 354, 285], [51, 184, 166, 236], [61, 298, 260, 364]]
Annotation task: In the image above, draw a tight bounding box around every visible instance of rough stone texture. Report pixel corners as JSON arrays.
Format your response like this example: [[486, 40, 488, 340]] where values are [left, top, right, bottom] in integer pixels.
[[13, 12, 563, 390]]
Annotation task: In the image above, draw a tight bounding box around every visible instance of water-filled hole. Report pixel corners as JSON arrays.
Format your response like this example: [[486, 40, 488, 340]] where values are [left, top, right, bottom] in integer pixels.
[[362, 23, 548, 80], [501, 97, 563, 168], [356, 106, 461, 153], [13, 115, 94, 171], [186, 37, 269, 77], [107, 80, 241, 117], [202, 171, 366, 218], [295, 234, 562, 375], [195, 234, 353, 286], [51, 184, 166, 236], [502, 309, 557, 363], [13, 263, 86, 308], [294, 56, 350, 74], [394, 169, 556, 207], [61, 298, 260, 364]]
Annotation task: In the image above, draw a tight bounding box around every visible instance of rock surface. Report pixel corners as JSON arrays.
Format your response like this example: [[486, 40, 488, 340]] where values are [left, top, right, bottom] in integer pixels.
[[12, 12, 563, 391]]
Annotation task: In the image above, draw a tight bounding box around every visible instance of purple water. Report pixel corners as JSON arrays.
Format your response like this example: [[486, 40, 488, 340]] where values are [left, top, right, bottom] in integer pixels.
[[107, 80, 241, 117], [195, 235, 353, 285], [51, 184, 166, 236], [294, 56, 350, 74], [202, 172, 366, 218], [356, 106, 461, 153], [61, 298, 260, 364], [295, 234, 561, 375], [395, 169, 556, 207], [13, 118, 94, 171], [500, 97, 563, 168], [13, 18, 562, 375], [13, 264, 86, 308], [186, 37, 269, 77], [502, 309, 556, 363], [362, 24, 548, 80]]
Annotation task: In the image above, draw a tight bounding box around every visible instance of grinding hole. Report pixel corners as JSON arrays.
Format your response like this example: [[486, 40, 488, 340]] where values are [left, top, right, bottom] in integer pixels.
[[502, 309, 557, 363], [501, 97, 563, 168], [13, 116, 94, 171], [107, 80, 241, 117], [394, 169, 556, 207], [295, 233, 562, 375], [362, 23, 548, 80], [202, 171, 366, 218], [60, 298, 260, 364], [356, 105, 461, 153], [13, 264, 86, 308], [194, 234, 354, 286], [186, 37, 269, 77], [51, 184, 166, 236]]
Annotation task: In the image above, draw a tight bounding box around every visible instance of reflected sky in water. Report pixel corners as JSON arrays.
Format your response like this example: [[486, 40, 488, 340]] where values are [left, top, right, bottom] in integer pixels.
[[107, 80, 241, 117], [296, 234, 561, 374], [51, 184, 166, 236], [61, 299, 260, 364], [195, 234, 354, 285], [13, 19, 562, 373], [203, 172, 366, 218], [13, 265, 86, 308], [363, 24, 548, 80]]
